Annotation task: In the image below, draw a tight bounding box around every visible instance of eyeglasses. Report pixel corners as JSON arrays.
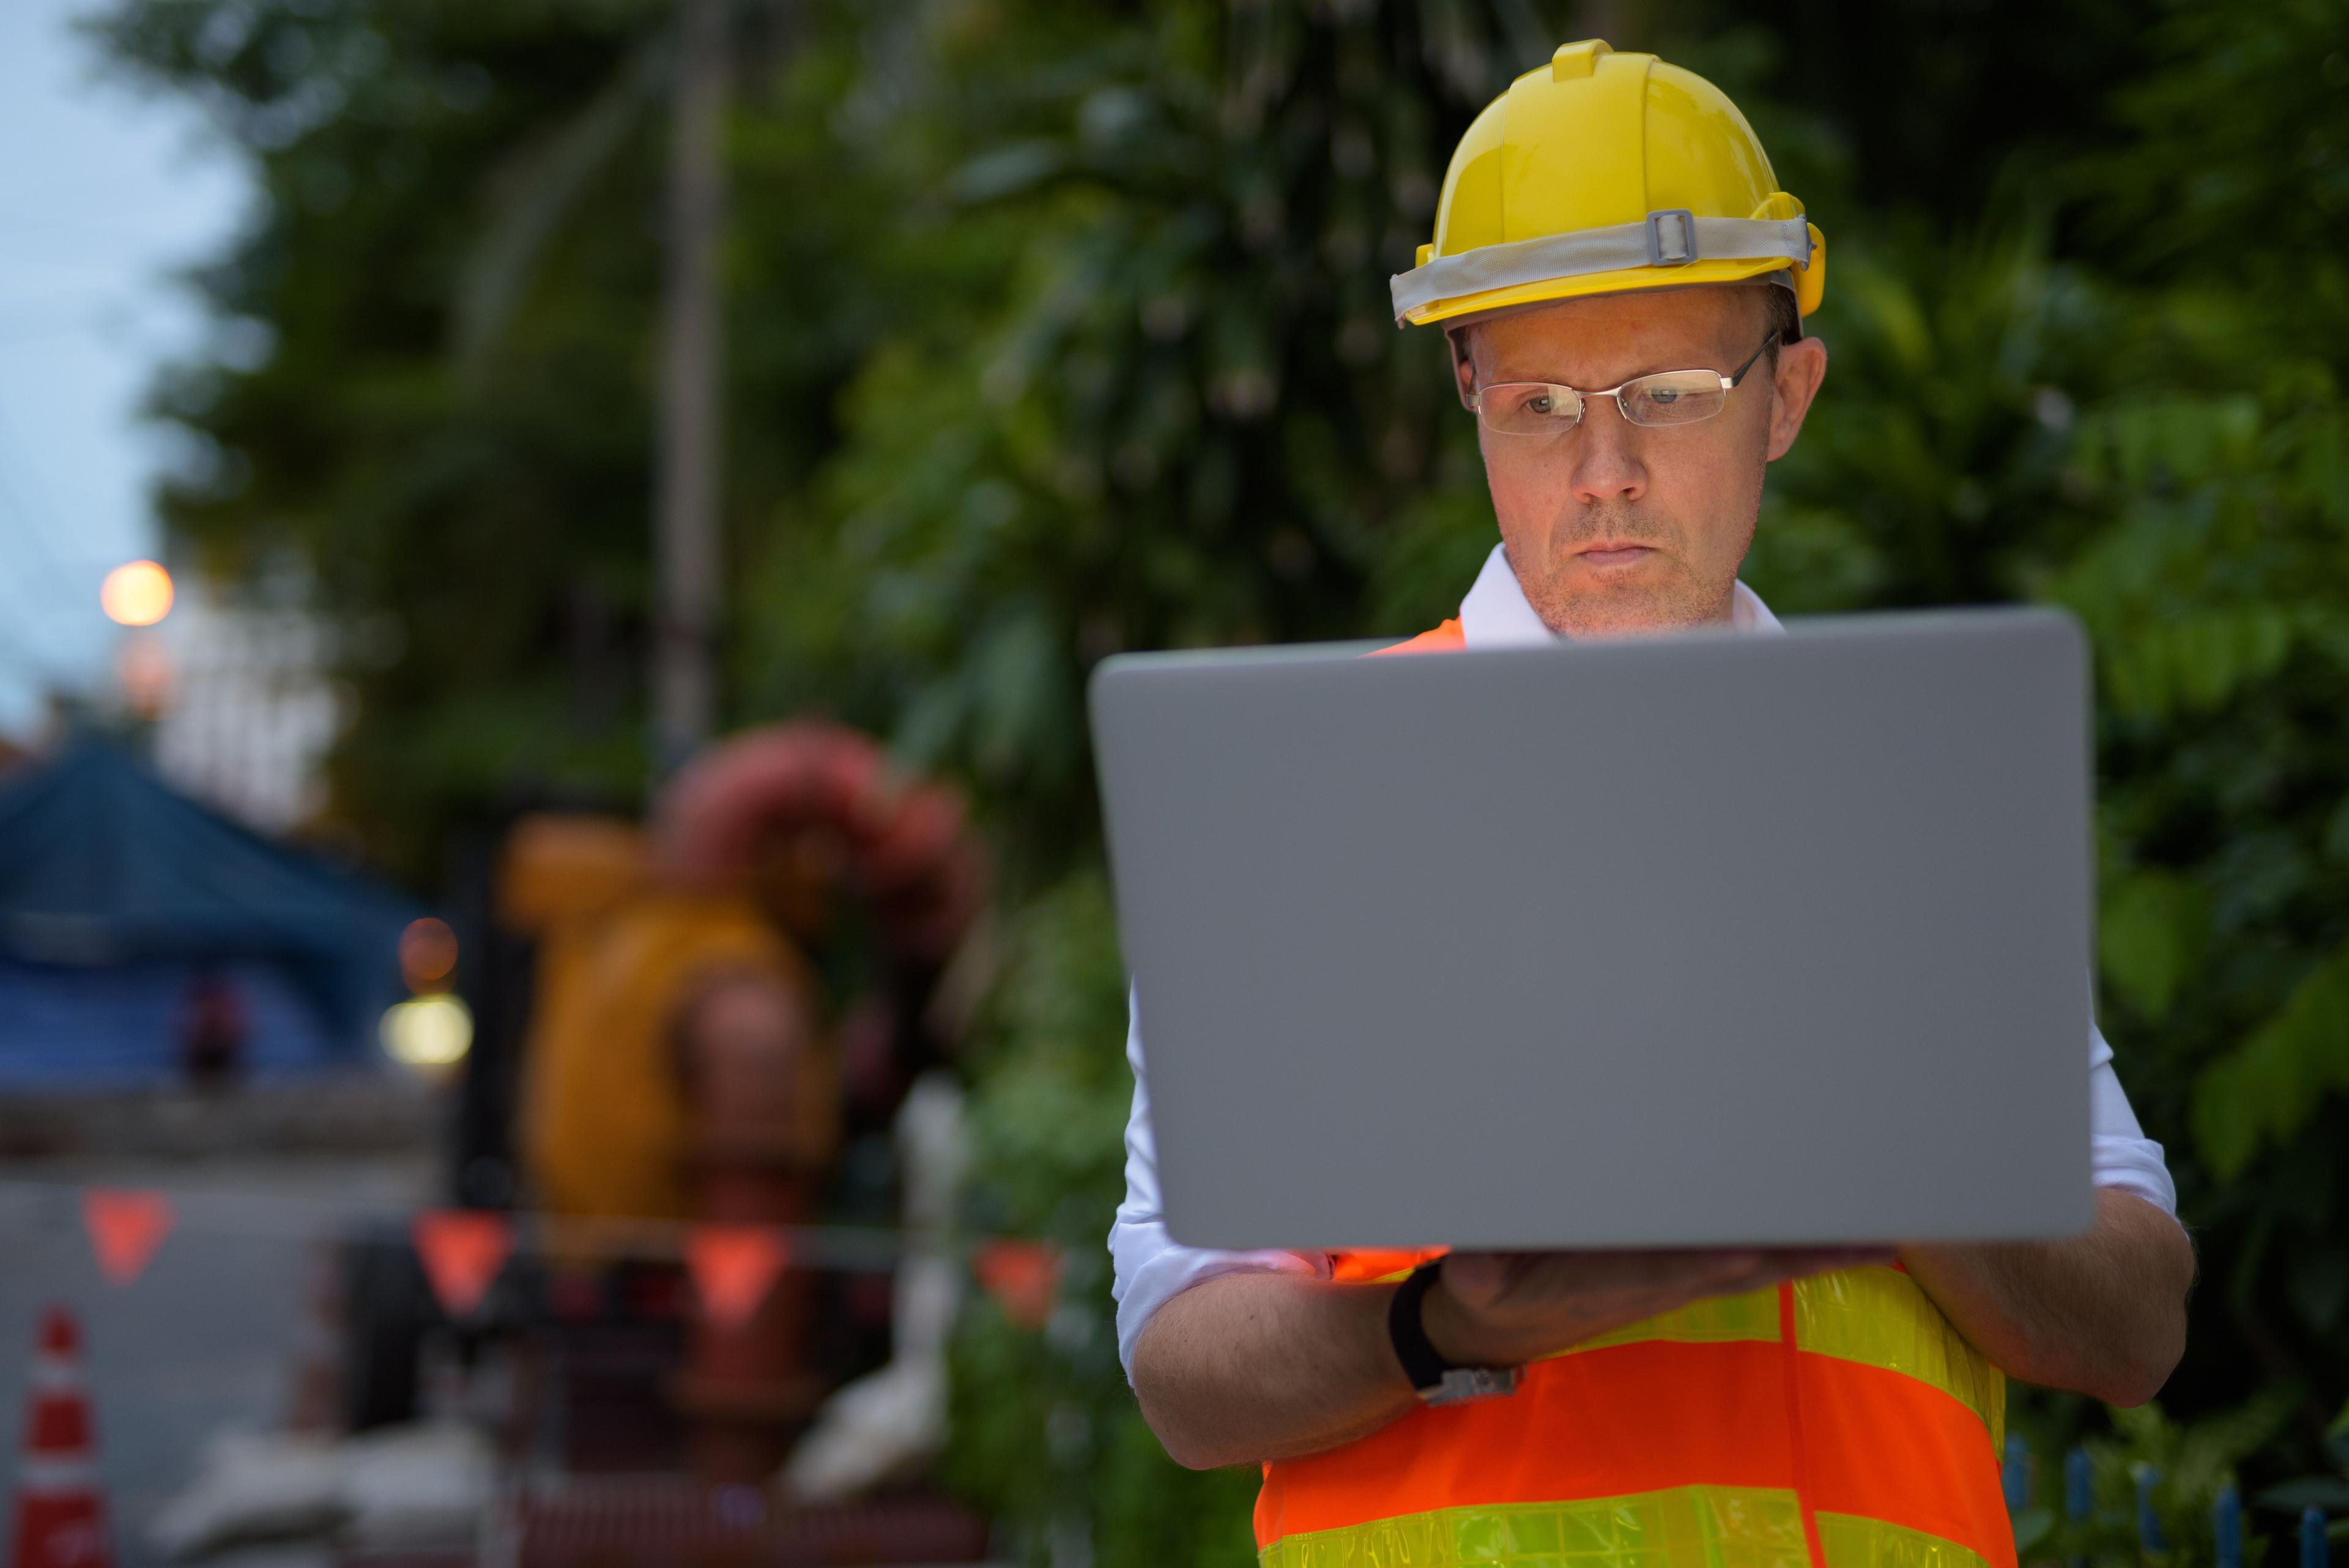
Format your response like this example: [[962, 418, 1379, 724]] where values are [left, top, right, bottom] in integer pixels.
[[1464, 333, 1780, 436]]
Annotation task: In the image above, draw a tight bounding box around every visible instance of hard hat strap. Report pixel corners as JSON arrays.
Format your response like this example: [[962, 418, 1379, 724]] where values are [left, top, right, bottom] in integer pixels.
[[1391, 214, 1813, 324]]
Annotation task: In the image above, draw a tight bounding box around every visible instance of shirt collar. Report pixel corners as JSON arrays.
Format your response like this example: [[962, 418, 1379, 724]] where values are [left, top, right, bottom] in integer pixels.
[[1455, 543, 1785, 648]]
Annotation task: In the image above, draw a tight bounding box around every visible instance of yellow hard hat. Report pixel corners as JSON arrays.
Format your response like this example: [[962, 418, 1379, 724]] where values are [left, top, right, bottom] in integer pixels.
[[1391, 40, 1825, 329]]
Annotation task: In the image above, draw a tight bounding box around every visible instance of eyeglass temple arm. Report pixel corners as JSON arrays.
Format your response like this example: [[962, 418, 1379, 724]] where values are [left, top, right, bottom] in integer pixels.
[[1727, 332, 1781, 385]]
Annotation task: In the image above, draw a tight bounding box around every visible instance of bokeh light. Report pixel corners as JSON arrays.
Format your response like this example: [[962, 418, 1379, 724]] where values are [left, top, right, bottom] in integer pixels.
[[399, 916, 459, 992], [380, 993, 473, 1070], [100, 560, 174, 627]]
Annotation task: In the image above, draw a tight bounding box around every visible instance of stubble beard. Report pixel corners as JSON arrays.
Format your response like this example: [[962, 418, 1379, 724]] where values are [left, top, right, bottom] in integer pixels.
[[1510, 507, 1738, 639]]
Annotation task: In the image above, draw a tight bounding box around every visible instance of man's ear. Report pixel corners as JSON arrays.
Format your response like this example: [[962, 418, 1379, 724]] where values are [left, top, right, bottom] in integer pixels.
[[1765, 335, 1828, 461], [1448, 326, 1479, 407]]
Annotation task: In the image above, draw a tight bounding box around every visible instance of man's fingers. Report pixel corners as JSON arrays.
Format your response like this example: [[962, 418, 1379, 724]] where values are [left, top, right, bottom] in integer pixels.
[[1447, 1244, 1897, 1321], [1485, 1244, 1893, 1304], [1598, 1248, 1770, 1292], [1486, 1247, 1764, 1306], [1432, 1245, 1902, 1365], [1723, 1246, 1898, 1292], [1768, 1245, 1898, 1274], [1695, 1249, 1768, 1285]]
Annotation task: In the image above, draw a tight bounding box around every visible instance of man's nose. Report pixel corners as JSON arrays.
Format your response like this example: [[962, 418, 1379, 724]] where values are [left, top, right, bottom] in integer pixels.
[[1570, 397, 1648, 505]]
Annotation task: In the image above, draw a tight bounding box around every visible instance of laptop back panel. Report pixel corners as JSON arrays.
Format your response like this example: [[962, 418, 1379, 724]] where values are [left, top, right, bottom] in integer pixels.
[[1091, 609, 2094, 1250]]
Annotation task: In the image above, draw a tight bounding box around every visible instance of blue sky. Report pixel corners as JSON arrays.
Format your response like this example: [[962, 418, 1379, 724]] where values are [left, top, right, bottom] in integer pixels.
[[0, 0, 248, 734]]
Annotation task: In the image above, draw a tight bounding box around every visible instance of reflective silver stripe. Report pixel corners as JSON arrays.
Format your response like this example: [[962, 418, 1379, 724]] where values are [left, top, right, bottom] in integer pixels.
[[1390, 214, 1812, 321], [17, 1455, 97, 1493]]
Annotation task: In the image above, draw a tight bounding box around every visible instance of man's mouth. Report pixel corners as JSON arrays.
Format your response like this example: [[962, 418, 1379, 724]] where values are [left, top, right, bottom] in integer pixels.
[[1575, 544, 1658, 569]]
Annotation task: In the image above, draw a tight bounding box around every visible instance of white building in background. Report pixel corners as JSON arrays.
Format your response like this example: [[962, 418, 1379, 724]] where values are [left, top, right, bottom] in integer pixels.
[[146, 580, 343, 834]]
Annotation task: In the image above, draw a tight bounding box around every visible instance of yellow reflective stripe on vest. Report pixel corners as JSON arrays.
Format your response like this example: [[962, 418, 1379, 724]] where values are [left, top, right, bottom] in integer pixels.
[[1256, 1485, 1992, 1568], [1792, 1271, 2004, 1451], [1816, 1512, 1993, 1568], [1536, 1268, 2002, 1445], [1258, 1483, 1809, 1568]]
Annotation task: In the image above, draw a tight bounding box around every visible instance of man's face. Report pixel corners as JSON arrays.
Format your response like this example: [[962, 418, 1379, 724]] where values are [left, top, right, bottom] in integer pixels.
[[1457, 285, 1828, 637]]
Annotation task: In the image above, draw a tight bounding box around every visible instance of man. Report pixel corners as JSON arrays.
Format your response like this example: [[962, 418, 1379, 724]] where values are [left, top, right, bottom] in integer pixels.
[[1110, 39, 2195, 1568]]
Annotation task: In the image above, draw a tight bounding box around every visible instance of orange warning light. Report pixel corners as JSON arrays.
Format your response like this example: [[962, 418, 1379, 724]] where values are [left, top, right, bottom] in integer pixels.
[[399, 916, 459, 993]]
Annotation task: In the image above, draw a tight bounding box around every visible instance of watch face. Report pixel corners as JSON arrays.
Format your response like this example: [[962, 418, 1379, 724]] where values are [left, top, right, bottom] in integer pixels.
[[1421, 1366, 1523, 1406]]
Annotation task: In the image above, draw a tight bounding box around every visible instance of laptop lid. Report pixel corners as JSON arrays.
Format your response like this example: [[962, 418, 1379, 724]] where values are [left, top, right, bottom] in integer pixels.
[[1091, 608, 2094, 1251]]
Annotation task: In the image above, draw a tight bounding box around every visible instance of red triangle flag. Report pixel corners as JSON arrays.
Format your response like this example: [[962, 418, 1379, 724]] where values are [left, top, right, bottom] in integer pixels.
[[82, 1187, 174, 1285], [412, 1210, 513, 1318], [973, 1239, 1061, 1330], [685, 1226, 789, 1328]]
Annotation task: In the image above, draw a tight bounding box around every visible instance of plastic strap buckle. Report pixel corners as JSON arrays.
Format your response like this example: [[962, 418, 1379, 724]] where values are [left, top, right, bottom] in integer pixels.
[[1646, 209, 1698, 267]]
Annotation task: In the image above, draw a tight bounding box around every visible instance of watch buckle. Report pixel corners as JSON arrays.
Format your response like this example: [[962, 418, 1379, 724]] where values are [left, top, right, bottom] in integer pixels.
[[1419, 1365, 1523, 1406]]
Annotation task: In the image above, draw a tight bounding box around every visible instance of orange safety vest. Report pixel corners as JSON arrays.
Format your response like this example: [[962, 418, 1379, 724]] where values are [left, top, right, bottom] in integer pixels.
[[1253, 620, 2014, 1568]]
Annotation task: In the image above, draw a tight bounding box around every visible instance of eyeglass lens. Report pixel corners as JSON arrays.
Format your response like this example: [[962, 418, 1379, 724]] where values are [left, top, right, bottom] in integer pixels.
[[1479, 370, 1729, 435]]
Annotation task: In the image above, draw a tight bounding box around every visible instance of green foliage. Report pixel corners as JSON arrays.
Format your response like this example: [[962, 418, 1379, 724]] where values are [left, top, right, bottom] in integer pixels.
[[2195, 943, 2349, 1183], [2100, 871, 2212, 1025], [2085, 0, 2349, 293], [947, 874, 1259, 1566], [961, 875, 1131, 1241], [2012, 1392, 2297, 1568], [2045, 0, 2349, 1246], [2254, 1396, 2349, 1515], [2033, 133, 2349, 1399], [744, 0, 1542, 875], [1748, 220, 2106, 612]]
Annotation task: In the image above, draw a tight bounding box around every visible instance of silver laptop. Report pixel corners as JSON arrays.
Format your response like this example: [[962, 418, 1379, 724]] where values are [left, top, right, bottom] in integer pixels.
[[1091, 607, 2094, 1252]]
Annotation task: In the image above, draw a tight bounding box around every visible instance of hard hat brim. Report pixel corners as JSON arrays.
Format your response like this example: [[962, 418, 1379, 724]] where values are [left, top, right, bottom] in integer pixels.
[[1401, 255, 1800, 330]]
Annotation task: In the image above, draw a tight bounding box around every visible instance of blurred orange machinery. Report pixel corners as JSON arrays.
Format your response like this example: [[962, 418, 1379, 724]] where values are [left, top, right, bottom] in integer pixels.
[[502, 721, 985, 1485]]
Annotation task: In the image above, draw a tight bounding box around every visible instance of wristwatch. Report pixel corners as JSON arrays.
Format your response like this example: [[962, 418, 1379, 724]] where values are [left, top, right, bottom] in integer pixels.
[[1387, 1261, 1523, 1405]]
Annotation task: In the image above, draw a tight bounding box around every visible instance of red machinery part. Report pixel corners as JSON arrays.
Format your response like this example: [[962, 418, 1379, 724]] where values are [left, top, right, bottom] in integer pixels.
[[650, 722, 990, 1484], [653, 723, 988, 965]]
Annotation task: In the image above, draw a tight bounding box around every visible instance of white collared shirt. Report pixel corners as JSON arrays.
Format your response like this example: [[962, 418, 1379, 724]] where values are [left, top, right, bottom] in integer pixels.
[[1455, 543, 1786, 645], [1107, 546, 2178, 1375]]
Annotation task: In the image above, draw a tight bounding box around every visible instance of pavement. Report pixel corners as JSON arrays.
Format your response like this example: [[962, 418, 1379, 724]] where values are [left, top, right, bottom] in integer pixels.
[[0, 1152, 436, 1568]]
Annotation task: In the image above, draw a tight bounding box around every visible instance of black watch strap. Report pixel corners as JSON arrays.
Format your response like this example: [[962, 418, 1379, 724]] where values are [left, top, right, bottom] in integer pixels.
[[1387, 1261, 1521, 1405]]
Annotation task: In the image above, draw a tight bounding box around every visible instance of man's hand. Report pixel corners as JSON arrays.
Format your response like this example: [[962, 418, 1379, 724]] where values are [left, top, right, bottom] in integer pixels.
[[1132, 1245, 1874, 1471], [1422, 1246, 1894, 1367], [1902, 1188, 2193, 1406]]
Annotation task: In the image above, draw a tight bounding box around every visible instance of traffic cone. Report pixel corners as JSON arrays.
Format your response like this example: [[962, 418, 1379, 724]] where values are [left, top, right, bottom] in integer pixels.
[[9, 1307, 112, 1568]]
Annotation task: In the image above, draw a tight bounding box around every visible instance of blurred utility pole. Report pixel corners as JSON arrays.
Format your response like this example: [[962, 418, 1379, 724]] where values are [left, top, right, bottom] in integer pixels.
[[653, 0, 729, 774]]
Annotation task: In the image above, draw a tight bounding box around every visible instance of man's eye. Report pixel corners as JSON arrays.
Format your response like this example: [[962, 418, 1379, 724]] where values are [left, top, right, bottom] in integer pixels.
[[1649, 387, 1681, 405], [1527, 394, 1554, 415]]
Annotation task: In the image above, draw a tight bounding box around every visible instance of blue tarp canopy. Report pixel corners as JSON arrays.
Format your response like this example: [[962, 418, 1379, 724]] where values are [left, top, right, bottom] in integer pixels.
[[0, 737, 416, 1082]]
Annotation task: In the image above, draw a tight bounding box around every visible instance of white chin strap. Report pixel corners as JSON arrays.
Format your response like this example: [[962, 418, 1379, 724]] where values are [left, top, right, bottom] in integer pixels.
[[1392, 210, 1812, 323]]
